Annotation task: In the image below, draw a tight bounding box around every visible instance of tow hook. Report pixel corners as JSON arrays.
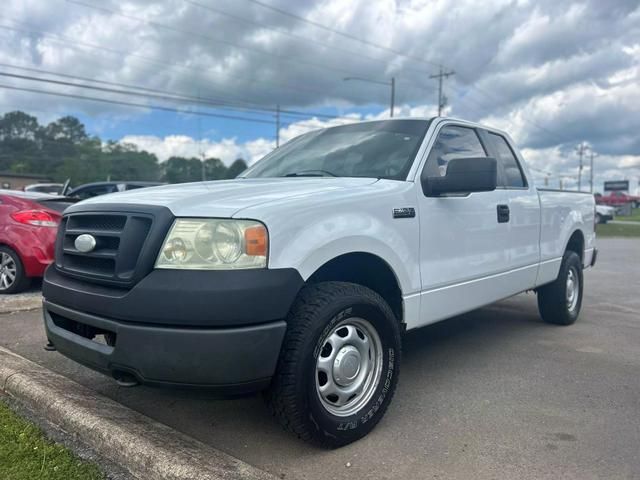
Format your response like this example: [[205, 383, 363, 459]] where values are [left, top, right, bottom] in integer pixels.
[[44, 341, 56, 352]]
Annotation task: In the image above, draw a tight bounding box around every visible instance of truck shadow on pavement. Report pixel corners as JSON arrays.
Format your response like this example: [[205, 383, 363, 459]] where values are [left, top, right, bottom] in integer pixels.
[[109, 294, 548, 457]]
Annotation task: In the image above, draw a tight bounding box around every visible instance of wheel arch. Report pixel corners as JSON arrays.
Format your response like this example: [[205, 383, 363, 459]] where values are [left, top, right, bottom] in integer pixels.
[[565, 229, 585, 263], [306, 252, 405, 324]]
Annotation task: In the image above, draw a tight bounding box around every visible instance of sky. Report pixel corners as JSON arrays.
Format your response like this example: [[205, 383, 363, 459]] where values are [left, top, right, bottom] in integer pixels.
[[1, 0, 639, 192]]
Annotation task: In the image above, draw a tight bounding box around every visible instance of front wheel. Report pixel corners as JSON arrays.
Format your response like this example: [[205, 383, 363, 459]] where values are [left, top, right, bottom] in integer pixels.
[[266, 281, 401, 447], [537, 251, 583, 325]]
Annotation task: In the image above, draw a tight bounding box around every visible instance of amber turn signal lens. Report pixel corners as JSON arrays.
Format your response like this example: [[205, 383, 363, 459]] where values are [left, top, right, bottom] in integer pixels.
[[244, 225, 267, 256]]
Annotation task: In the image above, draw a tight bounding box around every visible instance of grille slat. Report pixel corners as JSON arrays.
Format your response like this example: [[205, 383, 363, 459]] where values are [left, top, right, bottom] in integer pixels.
[[62, 248, 118, 259]]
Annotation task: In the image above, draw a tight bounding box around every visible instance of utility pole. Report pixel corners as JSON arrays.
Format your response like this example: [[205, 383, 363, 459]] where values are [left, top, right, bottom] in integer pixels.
[[575, 142, 589, 192], [429, 66, 455, 116], [343, 77, 395, 117], [201, 152, 206, 181], [275, 104, 280, 148], [589, 151, 597, 193], [390, 77, 395, 117]]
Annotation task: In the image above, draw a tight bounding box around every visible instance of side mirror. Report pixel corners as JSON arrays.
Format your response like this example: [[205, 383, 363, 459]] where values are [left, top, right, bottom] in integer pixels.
[[422, 157, 497, 197]]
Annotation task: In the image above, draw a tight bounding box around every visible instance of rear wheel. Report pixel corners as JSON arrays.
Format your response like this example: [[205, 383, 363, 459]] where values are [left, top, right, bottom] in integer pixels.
[[537, 251, 583, 325], [266, 281, 401, 447], [0, 246, 30, 294]]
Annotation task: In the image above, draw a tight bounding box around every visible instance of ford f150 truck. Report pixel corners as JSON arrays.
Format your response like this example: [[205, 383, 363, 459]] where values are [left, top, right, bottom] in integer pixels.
[[42, 117, 596, 447]]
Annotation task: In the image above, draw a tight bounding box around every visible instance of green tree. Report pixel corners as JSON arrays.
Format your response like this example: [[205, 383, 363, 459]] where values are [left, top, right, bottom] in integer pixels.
[[163, 156, 203, 183], [43, 116, 88, 143], [0, 110, 163, 185], [0, 111, 43, 172], [103, 142, 160, 181], [0, 111, 40, 141], [225, 158, 248, 179], [54, 138, 109, 184], [204, 157, 227, 180]]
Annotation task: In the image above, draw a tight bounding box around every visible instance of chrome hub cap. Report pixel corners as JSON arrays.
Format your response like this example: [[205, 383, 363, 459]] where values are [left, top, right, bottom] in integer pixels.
[[566, 267, 579, 313], [0, 252, 17, 291], [315, 318, 383, 417]]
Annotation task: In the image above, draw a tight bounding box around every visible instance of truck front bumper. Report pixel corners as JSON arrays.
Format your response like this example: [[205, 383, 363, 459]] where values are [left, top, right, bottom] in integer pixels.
[[42, 267, 304, 393]]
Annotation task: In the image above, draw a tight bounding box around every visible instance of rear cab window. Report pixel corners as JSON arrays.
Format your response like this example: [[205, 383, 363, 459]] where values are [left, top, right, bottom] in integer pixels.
[[486, 132, 527, 188]]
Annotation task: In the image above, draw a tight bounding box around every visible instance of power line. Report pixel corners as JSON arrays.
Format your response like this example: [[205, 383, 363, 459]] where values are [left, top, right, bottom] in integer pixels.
[[242, 0, 441, 68], [0, 84, 278, 125], [66, 0, 376, 80], [0, 21, 345, 101], [184, 0, 432, 77], [61, 1, 435, 105], [0, 66, 347, 121]]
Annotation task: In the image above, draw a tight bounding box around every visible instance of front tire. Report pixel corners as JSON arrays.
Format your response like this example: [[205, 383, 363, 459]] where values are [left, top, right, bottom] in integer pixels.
[[266, 281, 401, 447], [0, 246, 30, 294], [537, 251, 583, 325]]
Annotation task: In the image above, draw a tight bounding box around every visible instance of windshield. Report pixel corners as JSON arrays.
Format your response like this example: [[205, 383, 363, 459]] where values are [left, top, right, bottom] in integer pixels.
[[243, 119, 431, 180]]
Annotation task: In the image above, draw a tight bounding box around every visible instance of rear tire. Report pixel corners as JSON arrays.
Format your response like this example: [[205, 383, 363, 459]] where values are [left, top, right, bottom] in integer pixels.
[[0, 246, 30, 294], [265, 281, 401, 448], [537, 250, 583, 325]]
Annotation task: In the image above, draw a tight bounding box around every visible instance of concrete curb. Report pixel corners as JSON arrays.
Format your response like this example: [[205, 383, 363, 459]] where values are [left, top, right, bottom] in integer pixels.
[[0, 347, 277, 480], [0, 293, 42, 314]]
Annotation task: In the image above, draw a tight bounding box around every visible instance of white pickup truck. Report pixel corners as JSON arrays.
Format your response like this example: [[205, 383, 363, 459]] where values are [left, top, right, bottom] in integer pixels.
[[43, 117, 596, 447]]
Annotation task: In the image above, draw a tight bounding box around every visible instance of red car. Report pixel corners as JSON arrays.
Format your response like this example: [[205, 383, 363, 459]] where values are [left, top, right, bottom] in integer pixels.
[[595, 191, 640, 208], [0, 191, 74, 293]]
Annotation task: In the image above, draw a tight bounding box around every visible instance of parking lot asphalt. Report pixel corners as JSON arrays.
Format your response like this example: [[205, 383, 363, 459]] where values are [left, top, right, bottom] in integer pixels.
[[1, 238, 638, 480]]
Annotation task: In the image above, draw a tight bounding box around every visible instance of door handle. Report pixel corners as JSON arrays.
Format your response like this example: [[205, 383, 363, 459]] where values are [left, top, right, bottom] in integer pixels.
[[497, 204, 510, 223]]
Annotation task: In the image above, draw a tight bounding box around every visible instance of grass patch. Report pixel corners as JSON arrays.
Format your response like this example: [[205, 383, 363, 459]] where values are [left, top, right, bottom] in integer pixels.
[[0, 400, 103, 480], [620, 208, 640, 222], [597, 222, 640, 237]]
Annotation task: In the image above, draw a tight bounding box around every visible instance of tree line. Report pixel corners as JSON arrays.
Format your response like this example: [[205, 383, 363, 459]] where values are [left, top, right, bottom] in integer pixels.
[[0, 111, 249, 185]]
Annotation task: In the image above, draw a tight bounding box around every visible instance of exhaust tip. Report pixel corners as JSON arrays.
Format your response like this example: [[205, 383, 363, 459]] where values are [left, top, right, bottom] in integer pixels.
[[113, 371, 139, 387]]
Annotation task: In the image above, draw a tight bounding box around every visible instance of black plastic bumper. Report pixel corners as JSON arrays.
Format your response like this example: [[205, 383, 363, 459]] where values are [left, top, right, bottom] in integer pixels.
[[43, 266, 303, 327], [42, 267, 304, 392]]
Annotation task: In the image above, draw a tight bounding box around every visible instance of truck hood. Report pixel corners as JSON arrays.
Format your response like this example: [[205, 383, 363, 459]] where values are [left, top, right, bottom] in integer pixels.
[[71, 177, 379, 217]]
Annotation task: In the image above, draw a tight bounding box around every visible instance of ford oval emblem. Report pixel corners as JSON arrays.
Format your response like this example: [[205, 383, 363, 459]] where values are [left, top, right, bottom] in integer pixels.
[[75, 234, 97, 253]]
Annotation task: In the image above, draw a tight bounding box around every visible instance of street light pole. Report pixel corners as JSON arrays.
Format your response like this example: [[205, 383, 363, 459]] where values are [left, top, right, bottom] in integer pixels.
[[576, 142, 589, 192], [343, 76, 396, 117], [589, 151, 597, 193], [390, 77, 395, 118]]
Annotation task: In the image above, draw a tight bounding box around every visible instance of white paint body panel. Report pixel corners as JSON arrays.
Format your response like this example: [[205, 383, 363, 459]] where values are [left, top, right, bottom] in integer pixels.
[[75, 117, 596, 331]]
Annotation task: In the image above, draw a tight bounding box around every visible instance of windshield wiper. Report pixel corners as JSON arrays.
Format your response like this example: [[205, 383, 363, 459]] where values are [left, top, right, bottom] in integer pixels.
[[283, 169, 338, 177]]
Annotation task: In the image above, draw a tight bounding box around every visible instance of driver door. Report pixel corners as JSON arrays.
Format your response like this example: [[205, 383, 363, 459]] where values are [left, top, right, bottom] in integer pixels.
[[416, 124, 509, 327]]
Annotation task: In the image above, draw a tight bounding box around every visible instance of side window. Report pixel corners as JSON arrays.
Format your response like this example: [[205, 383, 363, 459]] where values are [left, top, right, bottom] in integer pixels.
[[423, 126, 487, 178], [488, 133, 526, 188]]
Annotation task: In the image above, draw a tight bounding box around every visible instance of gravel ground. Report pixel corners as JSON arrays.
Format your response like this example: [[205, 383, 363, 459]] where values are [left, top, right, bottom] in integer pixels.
[[1, 238, 639, 480]]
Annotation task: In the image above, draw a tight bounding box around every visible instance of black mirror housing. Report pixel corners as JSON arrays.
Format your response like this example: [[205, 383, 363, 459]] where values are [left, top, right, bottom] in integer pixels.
[[422, 157, 497, 197]]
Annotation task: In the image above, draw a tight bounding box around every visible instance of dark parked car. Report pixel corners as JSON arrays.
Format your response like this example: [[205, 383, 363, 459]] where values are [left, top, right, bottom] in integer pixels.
[[66, 181, 164, 200]]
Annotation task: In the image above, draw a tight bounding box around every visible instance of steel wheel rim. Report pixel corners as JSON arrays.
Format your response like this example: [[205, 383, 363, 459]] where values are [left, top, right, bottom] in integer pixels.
[[315, 317, 383, 417], [0, 252, 17, 291], [566, 266, 579, 313]]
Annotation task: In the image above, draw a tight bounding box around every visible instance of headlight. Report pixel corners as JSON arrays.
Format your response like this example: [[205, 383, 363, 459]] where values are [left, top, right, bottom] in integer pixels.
[[156, 219, 267, 270]]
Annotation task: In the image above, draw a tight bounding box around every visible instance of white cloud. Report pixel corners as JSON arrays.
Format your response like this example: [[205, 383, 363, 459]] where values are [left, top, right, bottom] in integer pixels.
[[1, 0, 639, 192]]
